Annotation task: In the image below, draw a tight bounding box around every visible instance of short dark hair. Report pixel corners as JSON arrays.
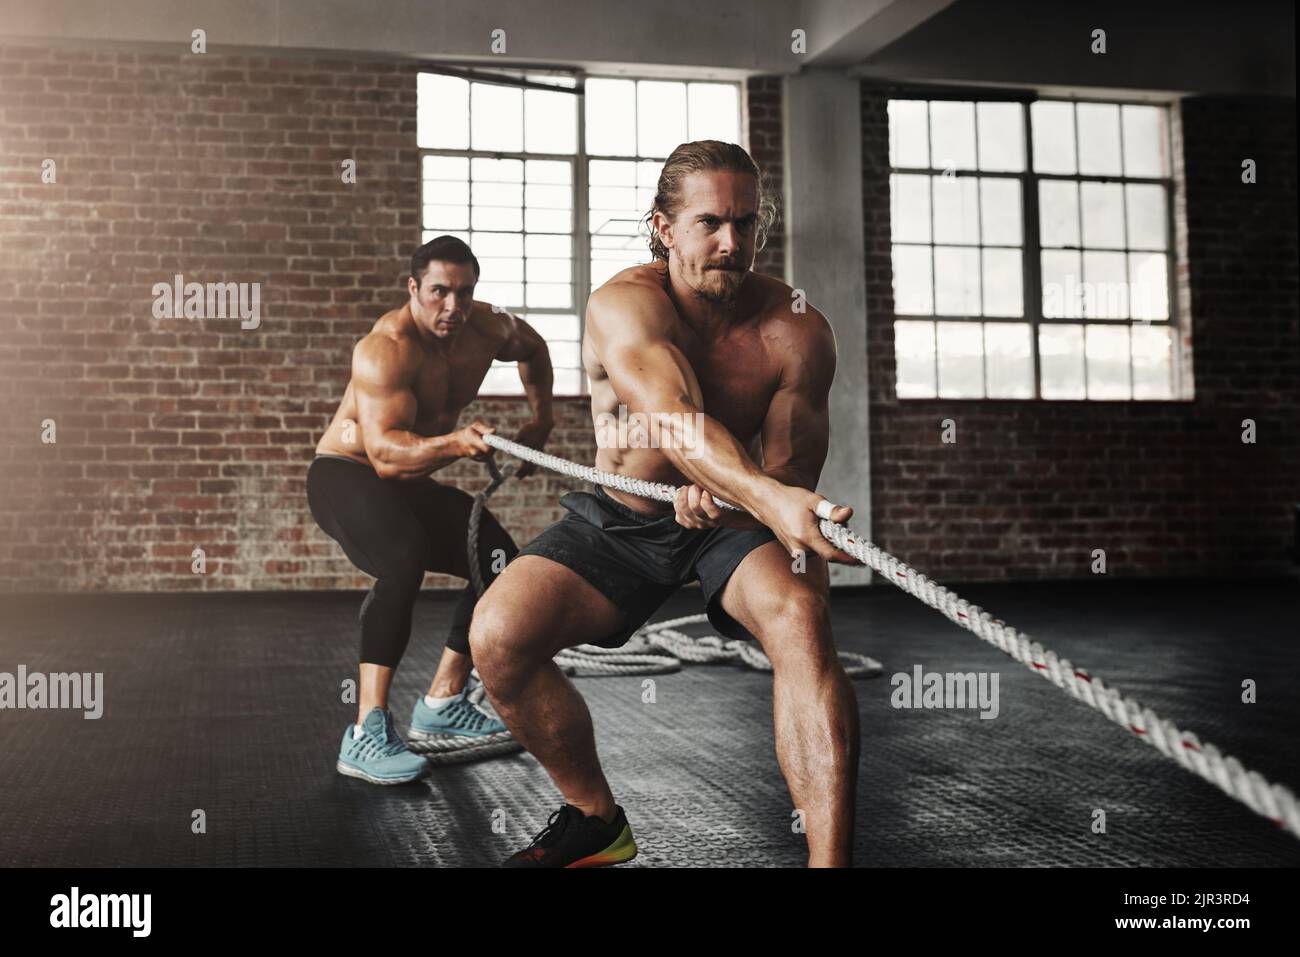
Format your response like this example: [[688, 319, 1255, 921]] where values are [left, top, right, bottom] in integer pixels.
[[410, 235, 480, 288]]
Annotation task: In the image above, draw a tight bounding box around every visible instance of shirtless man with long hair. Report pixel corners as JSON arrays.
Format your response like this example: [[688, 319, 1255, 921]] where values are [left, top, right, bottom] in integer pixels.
[[469, 142, 862, 867]]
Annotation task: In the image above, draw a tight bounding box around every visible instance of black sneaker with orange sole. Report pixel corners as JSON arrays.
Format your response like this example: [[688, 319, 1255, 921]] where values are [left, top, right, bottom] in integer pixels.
[[502, 804, 638, 868]]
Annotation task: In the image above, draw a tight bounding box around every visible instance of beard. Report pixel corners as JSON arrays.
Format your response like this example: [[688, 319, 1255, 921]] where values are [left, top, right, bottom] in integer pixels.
[[697, 275, 742, 303], [677, 248, 747, 303]]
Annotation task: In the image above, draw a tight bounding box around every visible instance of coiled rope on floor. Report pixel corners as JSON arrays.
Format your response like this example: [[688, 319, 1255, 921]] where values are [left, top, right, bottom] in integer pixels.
[[553, 616, 881, 678], [475, 433, 1300, 841], [406, 678, 523, 765]]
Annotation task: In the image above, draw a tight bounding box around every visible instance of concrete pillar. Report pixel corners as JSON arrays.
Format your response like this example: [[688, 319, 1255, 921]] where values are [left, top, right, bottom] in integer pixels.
[[782, 68, 871, 585]]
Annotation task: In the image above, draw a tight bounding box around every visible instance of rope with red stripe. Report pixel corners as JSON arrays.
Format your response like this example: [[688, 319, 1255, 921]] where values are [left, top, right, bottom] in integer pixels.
[[482, 432, 1300, 841]]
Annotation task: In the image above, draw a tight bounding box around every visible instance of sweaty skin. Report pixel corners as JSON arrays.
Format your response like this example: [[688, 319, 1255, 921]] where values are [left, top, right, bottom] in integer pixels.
[[471, 165, 862, 868], [586, 258, 858, 567], [316, 259, 554, 718], [317, 300, 552, 477], [587, 261, 827, 517]]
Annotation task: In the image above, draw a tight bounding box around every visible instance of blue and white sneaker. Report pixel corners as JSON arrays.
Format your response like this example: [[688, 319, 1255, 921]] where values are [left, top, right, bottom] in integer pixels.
[[337, 708, 430, 785], [409, 678, 508, 740]]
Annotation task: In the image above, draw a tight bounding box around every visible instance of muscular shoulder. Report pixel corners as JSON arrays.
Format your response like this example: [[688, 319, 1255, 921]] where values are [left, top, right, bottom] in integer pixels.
[[587, 262, 676, 340], [752, 277, 836, 383], [468, 300, 514, 343], [354, 310, 422, 384]]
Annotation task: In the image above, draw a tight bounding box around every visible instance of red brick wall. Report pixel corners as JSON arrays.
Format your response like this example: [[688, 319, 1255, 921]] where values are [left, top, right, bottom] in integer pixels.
[[6, 44, 1289, 594], [0, 44, 602, 592], [0, 50, 794, 594], [862, 87, 1299, 581], [745, 75, 786, 281]]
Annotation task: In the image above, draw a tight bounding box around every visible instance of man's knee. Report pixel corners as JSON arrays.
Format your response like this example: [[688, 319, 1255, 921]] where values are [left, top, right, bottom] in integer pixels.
[[755, 590, 836, 671], [372, 541, 429, 588], [753, 585, 829, 634], [467, 595, 505, 662], [360, 560, 425, 619], [468, 594, 544, 693]]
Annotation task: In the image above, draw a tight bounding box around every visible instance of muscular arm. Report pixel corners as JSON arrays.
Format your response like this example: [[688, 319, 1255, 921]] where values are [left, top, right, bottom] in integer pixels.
[[702, 310, 837, 530], [587, 283, 786, 518], [496, 312, 554, 426], [756, 311, 836, 492], [352, 333, 462, 480]]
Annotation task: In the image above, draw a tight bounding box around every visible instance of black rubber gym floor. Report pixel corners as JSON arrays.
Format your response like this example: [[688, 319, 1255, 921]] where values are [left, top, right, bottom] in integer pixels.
[[2, 578, 1297, 867]]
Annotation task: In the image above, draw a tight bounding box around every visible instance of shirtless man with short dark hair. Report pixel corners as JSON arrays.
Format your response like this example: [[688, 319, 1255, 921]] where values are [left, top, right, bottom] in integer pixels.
[[468, 141, 862, 866], [308, 236, 554, 785]]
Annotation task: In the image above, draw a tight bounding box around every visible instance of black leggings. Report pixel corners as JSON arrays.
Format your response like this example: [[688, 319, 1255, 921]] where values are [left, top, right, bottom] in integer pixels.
[[306, 455, 518, 668]]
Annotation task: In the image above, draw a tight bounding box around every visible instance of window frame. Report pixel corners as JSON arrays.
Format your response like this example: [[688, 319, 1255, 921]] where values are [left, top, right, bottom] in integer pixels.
[[887, 89, 1183, 402], [417, 66, 744, 399]]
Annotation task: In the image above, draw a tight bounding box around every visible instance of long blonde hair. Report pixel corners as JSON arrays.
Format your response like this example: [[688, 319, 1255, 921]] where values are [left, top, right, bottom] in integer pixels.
[[643, 140, 778, 262]]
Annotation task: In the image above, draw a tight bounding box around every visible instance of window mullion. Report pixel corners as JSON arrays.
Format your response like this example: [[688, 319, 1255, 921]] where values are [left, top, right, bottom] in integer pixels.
[[1022, 101, 1043, 400], [925, 103, 940, 395], [424, 72, 740, 398], [575, 75, 591, 395], [1117, 107, 1134, 399], [1165, 110, 1181, 399]]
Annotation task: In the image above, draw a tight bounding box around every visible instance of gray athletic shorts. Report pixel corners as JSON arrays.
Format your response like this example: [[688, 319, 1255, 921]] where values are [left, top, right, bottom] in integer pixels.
[[514, 485, 778, 648]]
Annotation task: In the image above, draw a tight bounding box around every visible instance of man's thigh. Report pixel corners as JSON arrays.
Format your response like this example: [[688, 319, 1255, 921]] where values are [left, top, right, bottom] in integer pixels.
[[474, 555, 628, 659], [715, 540, 832, 654], [307, 457, 432, 578], [397, 479, 498, 577], [512, 499, 681, 648]]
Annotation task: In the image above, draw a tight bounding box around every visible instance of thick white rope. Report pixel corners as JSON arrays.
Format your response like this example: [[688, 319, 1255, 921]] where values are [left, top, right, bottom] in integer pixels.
[[406, 673, 523, 763], [481, 433, 1300, 841], [466, 450, 881, 679], [410, 733, 522, 764], [466, 456, 516, 597], [555, 616, 882, 678]]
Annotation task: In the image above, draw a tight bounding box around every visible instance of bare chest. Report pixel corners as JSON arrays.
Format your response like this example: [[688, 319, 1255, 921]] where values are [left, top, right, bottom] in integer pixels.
[[411, 348, 497, 429], [675, 326, 780, 446]]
